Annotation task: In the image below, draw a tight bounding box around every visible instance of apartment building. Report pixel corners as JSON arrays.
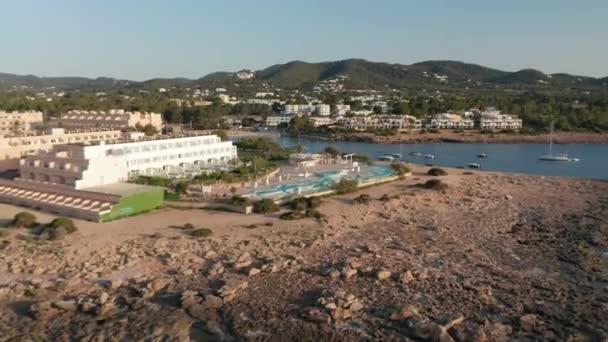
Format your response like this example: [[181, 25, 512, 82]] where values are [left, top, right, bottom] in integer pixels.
[[428, 113, 475, 129], [265, 116, 293, 127], [342, 115, 421, 131], [49, 109, 163, 132], [18, 133, 237, 189], [334, 104, 351, 116], [283, 104, 331, 116], [0, 110, 44, 135], [479, 111, 523, 130], [309, 117, 336, 127], [0, 128, 121, 160]]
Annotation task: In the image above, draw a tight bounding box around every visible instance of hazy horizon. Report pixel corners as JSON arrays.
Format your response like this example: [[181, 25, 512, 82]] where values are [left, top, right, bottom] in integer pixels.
[[1, 0, 607, 80]]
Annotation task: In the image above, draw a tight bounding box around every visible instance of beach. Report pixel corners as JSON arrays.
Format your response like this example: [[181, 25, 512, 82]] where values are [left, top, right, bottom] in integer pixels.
[[0, 165, 606, 340]]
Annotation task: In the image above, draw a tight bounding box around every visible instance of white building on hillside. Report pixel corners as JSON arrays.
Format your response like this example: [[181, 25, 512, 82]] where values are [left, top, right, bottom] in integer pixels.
[[265, 116, 293, 127], [429, 113, 474, 129], [479, 111, 523, 130], [283, 104, 330, 116], [334, 104, 351, 116], [309, 117, 335, 127], [18, 134, 237, 189], [342, 115, 421, 131]]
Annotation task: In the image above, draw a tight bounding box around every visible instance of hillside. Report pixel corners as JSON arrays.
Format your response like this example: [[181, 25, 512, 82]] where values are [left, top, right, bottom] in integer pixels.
[[1, 59, 606, 91]]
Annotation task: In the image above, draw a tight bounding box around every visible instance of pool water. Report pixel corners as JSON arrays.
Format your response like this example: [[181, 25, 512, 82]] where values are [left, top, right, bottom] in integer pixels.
[[251, 165, 395, 199]]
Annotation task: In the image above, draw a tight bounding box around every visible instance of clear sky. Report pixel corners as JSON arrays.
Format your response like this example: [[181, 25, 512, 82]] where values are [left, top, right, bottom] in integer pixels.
[[1, 0, 606, 80]]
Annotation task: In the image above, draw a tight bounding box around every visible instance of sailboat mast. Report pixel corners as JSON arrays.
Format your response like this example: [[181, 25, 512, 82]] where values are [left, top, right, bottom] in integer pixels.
[[549, 120, 554, 156]]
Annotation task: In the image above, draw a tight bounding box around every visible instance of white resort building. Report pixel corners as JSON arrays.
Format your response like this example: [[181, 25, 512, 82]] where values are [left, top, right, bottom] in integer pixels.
[[479, 110, 523, 131], [342, 115, 421, 131], [0, 128, 121, 161], [49, 109, 163, 132], [265, 116, 293, 127], [428, 113, 475, 129], [0, 110, 44, 135], [283, 104, 331, 116], [17, 133, 238, 189]]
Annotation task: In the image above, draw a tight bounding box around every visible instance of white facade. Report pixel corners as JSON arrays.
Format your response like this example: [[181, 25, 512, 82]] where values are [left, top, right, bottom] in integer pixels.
[[480, 111, 523, 130], [50, 109, 163, 132], [265, 116, 293, 127], [18, 134, 237, 189], [0, 110, 44, 135], [283, 104, 330, 116], [334, 104, 351, 116], [309, 117, 335, 127], [429, 113, 475, 129], [342, 115, 421, 131]]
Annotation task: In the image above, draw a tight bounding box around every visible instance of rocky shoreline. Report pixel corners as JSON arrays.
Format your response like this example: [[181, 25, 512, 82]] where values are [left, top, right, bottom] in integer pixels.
[[0, 166, 607, 340], [299, 131, 608, 144]]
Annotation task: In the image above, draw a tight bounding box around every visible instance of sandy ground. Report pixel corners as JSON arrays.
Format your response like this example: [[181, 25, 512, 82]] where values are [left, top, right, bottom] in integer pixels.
[[0, 165, 606, 340]]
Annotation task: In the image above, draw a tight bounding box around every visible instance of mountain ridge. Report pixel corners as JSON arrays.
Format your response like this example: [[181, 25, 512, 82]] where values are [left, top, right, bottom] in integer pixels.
[[1, 59, 606, 90]]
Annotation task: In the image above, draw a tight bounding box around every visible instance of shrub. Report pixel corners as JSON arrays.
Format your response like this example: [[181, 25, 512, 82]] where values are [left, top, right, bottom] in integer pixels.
[[51, 226, 68, 241], [244, 224, 257, 229], [427, 168, 447, 176], [183, 223, 195, 230], [164, 191, 180, 201], [11, 212, 37, 228], [419, 179, 448, 191], [191, 228, 212, 237], [323, 146, 341, 157], [253, 199, 280, 214], [306, 196, 322, 209], [48, 217, 77, 234], [279, 211, 302, 220], [230, 195, 251, 206], [333, 179, 359, 194], [291, 197, 309, 211], [354, 194, 372, 204], [391, 162, 412, 178], [305, 209, 323, 219], [379, 194, 390, 202], [264, 222, 274, 227]]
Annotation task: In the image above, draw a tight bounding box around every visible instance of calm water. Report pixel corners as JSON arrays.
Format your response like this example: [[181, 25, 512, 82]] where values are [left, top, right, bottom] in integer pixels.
[[270, 136, 608, 180]]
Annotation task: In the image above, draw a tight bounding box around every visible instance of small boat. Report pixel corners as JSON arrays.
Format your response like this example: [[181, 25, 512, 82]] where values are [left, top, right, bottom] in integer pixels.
[[391, 153, 402, 159], [468, 163, 481, 169], [409, 152, 421, 156], [423, 154, 435, 159], [477, 153, 487, 158], [378, 155, 395, 161]]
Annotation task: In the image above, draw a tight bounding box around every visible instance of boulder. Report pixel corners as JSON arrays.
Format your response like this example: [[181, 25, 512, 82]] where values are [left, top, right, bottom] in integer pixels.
[[376, 270, 392, 281]]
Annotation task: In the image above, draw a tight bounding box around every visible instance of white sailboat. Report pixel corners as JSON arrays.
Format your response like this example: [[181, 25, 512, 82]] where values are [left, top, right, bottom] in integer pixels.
[[538, 121, 579, 162]]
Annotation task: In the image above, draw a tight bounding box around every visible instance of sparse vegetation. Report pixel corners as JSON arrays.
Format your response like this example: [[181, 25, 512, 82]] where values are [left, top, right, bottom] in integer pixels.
[[428, 168, 448, 176], [333, 179, 359, 194], [354, 194, 372, 204], [252, 199, 280, 214], [10, 212, 37, 228], [48, 217, 78, 234], [391, 162, 412, 178], [190, 228, 212, 237], [183, 223, 195, 230], [230, 195, 252, 206], [419, 179, 448, 191]]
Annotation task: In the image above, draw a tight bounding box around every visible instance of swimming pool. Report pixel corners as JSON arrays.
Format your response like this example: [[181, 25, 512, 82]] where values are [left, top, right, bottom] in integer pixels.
[[249, 165, 395, 199]]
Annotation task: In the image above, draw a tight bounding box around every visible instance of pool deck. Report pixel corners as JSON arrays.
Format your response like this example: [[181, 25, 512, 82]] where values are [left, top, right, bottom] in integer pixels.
[[241, 162, 396, 200]]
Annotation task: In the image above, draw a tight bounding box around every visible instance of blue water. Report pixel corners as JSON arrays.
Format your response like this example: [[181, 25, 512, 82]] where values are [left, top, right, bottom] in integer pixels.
[[270, 137, 608, 180]]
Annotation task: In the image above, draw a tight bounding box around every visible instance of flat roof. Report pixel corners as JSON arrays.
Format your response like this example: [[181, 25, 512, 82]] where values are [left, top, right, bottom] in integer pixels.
[[82, 182, 162, 196]]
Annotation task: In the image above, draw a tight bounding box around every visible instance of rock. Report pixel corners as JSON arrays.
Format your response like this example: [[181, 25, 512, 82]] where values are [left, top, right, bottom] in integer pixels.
[[218, 280, 248, 298], [406, 317, 452, 342], [438, 313, 465, 330], [330, 307, 346, 322], [391, 306, 419, 320], [148, 278, 169, 293], [98, 292, 110, 305], [519, 314, 539, 332], [234, 253, 253, 270], [348, 300, 364, 312], [505, 194, 513, 201], [376, 270, 392, 281], [248, 268, 261, 276], [30, 301, 54, 320], [52, 300, 78, 311], [301, 307, 330, 323], [203, 294, 223, 309], [109, 278, 123, 290], [484, 321, 512, 340], [399, 271, 415, 284], [328, 270, 340, 279], [341, 267, 357, 279], [207, 262, 224, 276], [80, 302, 97, 314], [324, 302, 337, 310]]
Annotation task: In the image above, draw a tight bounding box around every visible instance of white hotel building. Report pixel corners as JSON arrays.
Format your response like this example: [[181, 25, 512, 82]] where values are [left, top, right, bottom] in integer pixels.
[[342, 115, 422, 131], [18, 133, 237, 189], [479, 111, 523, 131], [428, 113, 475, 129], [283, 104, 331, 116]]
